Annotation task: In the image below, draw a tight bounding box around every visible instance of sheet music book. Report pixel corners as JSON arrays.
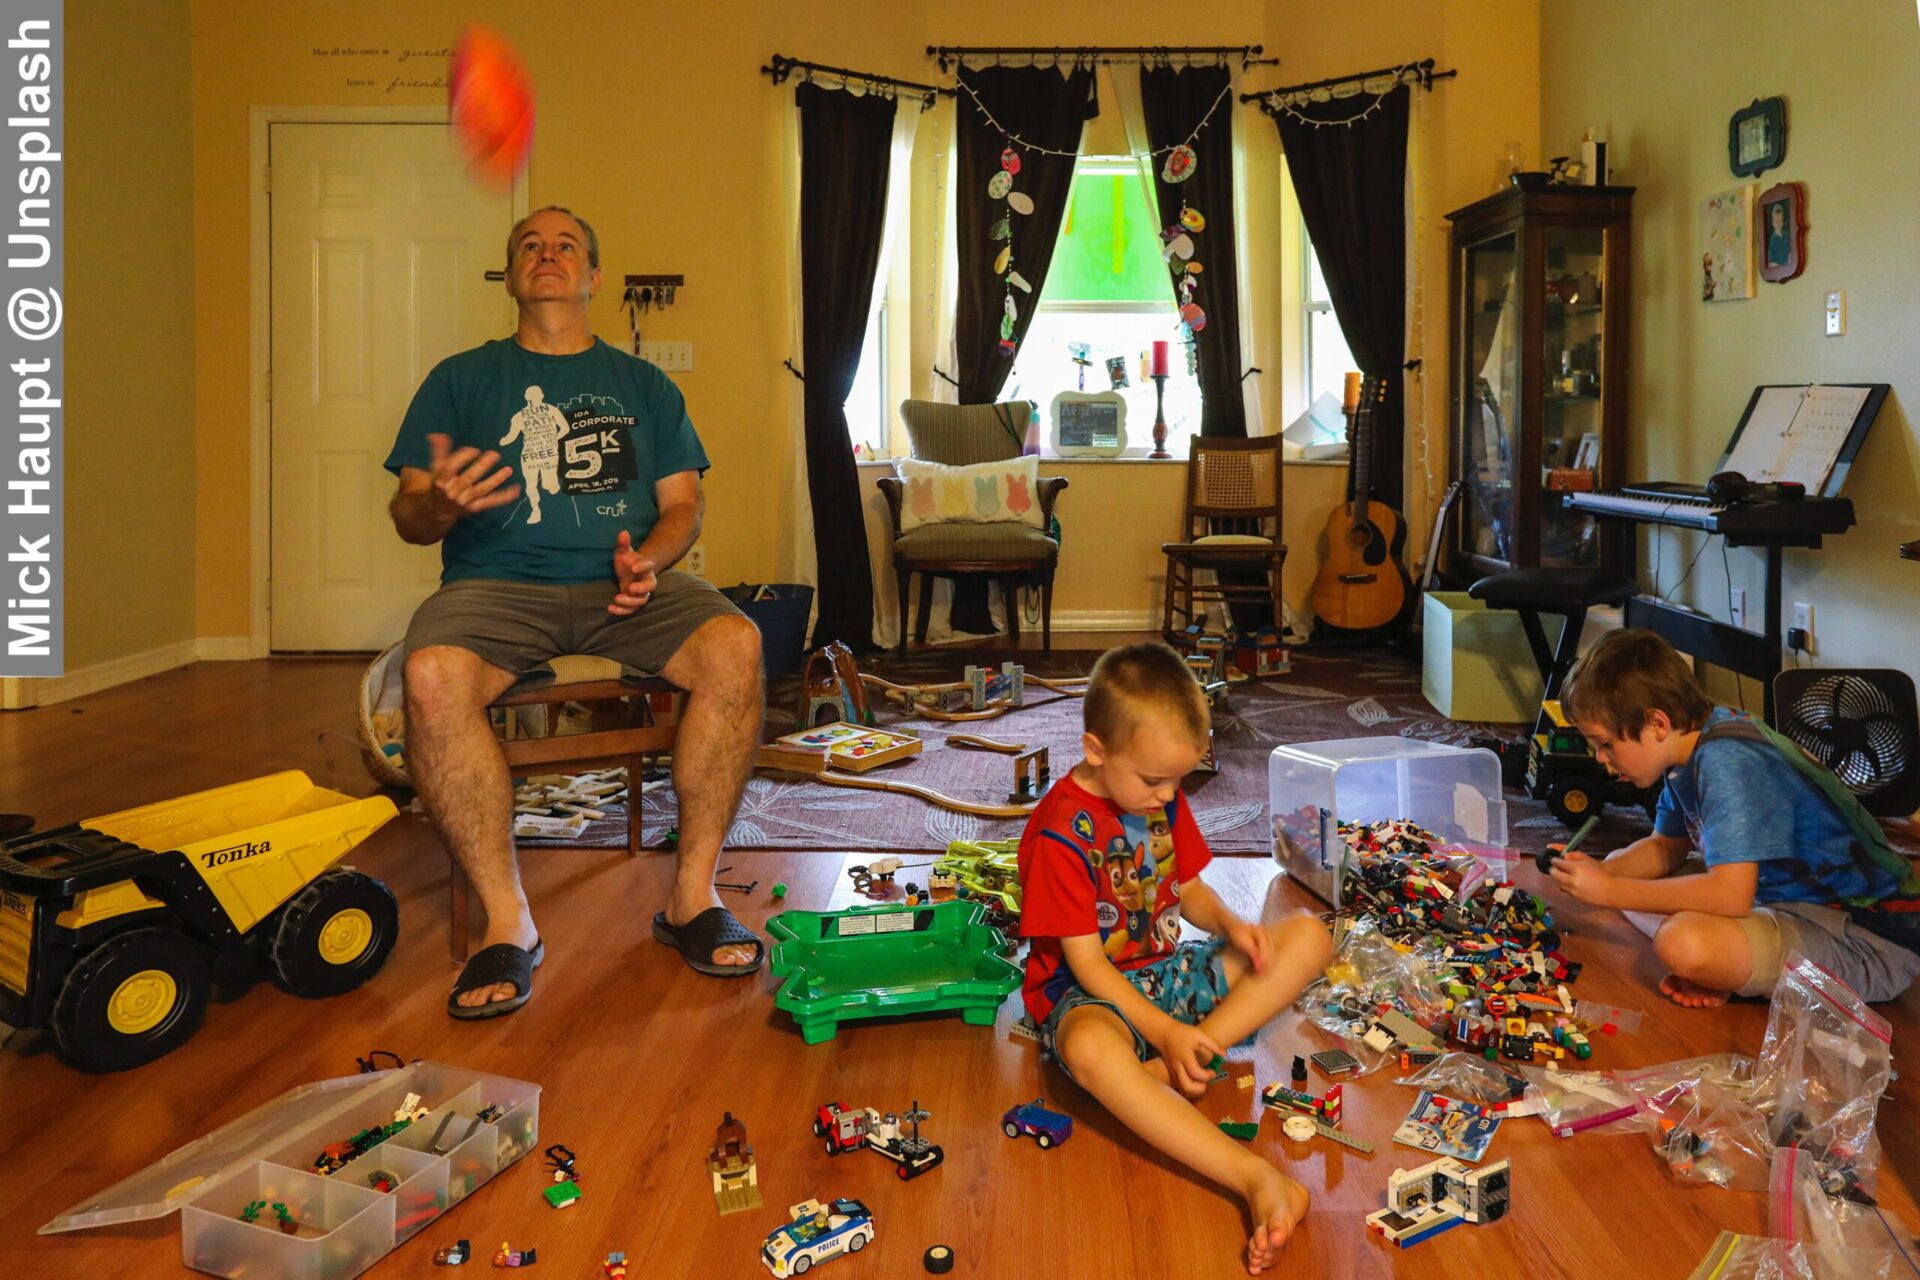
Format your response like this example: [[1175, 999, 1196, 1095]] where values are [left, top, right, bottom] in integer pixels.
[[1721, 384, 1872, 492]]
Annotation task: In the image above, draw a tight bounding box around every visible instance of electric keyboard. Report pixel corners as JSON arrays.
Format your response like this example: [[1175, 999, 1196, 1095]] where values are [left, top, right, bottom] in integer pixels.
[[1566, 482, 1854, 539]]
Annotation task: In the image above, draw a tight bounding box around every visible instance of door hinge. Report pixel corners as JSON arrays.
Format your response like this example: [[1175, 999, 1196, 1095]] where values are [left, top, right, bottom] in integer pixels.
[[264, 369, 272, 402], [263, 164, 271, 195]]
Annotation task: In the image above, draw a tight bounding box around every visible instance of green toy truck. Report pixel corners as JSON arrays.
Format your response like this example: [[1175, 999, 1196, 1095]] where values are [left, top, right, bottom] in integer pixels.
[[0, 771, 399, 1071]]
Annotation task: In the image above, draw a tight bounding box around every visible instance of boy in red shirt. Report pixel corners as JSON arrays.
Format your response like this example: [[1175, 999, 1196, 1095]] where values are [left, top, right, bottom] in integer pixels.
[[1019, 643, 1332, 1275]]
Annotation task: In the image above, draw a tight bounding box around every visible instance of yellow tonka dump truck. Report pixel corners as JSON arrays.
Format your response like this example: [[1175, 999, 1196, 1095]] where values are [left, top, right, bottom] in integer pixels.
[[0, 771, 399, 1071]]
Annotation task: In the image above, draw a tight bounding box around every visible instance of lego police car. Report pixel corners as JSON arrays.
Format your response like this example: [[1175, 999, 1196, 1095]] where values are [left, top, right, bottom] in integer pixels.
[[760, 1198, 874, 1276]]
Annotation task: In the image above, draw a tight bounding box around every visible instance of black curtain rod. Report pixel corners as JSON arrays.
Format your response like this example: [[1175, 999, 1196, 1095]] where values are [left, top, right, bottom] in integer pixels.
[[929, 44, 1275, 72], [762, 54, 951, 98], [1239, 57, 1455, 106]]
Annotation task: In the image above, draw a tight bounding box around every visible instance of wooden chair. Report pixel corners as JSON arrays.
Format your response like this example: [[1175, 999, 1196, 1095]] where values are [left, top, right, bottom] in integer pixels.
[[1161, 435, 1288, 642], [876, 400, 1069, 655], [448, 655, 680, 962]]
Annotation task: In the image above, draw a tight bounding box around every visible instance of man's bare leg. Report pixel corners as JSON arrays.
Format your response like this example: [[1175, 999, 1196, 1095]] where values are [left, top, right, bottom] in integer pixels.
[[404, 646, 530, 1008], [659, 615, 765, 968]]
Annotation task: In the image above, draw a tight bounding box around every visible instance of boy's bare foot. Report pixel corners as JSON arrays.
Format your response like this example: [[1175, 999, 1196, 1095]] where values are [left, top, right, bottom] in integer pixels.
[[1660, 973, 1732, 1008], [1243, 1162, 1310, 1275]]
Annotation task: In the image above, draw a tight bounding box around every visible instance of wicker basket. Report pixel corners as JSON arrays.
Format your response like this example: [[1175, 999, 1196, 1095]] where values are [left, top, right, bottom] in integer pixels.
[[358, 642, 411, 788]]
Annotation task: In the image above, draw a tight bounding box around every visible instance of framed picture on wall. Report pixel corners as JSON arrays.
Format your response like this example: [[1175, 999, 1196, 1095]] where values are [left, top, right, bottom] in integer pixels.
[[1729, 97, 1787, 177], [1757, 181, 1806, 283], [1700, 185, 1757, 303]]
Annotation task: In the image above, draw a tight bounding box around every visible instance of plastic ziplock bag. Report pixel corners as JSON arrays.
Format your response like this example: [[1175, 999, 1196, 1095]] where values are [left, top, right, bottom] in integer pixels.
[[1648, 1079, 1776, 1192], [1296, 922, 1448, 1076], [1754, 952, 1894, 1195], [1770, 1146, 1917, 1276], [1518, 1066, 1637, 1137], [1617, 1054, 1757, 1135], [1687, 1230, 1897, 1280], [1393, 1052, 1531, 1107]]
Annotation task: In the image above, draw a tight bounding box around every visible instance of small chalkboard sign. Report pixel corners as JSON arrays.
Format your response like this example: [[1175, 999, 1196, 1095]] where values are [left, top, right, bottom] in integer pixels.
[[1050, 390, 1128, 457]]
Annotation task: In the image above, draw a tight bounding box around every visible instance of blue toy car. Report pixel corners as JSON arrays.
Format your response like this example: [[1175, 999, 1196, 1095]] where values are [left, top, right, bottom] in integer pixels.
[[760, 1198, 875, 1276], [1001, 1098, 1072, 1149]]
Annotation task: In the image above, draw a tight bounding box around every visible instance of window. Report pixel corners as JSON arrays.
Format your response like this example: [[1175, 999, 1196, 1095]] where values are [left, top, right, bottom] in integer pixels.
[[843, 292, 888, 458], [1005, 158, 1200, 456], [1302, 223, 1357, 412]]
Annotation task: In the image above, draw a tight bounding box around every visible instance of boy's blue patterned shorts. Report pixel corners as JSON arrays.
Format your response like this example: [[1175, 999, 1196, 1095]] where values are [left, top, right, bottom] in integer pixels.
[[1038, 937, 1233, 1084]]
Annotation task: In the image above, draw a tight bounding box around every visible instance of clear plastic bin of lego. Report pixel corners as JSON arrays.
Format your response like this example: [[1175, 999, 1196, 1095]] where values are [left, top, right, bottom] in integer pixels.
[[38, 1060, 539, 1279], [1270, 737, 1508, 907]]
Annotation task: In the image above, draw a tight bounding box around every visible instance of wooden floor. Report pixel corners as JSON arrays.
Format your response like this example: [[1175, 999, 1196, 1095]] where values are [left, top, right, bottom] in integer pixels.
[[5, 655, 1920, 1278]]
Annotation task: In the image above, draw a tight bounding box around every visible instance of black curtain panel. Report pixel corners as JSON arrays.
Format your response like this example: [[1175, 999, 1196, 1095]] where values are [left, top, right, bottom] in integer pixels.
[[954, 64, 1096, 404], [1272, 85, 1410, 510], [797, 81, 896, 651], [1141, 63, 1247, 439]]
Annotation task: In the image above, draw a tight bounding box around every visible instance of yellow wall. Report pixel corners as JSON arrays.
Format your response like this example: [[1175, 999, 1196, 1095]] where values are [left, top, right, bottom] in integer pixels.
[[66, 1, 196, 667], [1543, 1, 1920, 680], [178, 0, 1541, 642]]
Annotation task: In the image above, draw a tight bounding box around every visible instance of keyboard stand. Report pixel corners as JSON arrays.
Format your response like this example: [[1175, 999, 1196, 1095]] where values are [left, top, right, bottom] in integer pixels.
[[1623, 529, 1829, 725]]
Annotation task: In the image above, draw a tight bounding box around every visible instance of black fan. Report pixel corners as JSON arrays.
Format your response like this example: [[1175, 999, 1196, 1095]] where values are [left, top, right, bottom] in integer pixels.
[[1773, 669, 1920, 817]]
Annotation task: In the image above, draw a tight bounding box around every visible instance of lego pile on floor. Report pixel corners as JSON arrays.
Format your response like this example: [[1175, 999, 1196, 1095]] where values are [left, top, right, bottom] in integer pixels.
[[1286, 819, 1909, 1269]]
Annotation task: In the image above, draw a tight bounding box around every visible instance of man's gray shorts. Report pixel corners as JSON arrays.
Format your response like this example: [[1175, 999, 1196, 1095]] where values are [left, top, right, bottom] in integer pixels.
[[402, 572, 743, 683]]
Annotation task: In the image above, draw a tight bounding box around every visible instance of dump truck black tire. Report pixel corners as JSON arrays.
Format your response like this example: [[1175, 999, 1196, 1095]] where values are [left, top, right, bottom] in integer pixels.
[[52, 926, 211, 1071], [269, 870, 399, 998]]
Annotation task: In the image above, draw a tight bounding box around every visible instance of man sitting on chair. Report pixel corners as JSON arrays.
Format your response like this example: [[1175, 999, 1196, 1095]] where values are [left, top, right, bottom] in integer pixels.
[[386, 206, 764, 1019]]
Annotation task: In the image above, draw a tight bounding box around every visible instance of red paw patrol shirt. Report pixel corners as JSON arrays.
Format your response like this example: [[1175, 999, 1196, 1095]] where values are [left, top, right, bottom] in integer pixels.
[[1016, 772, 1212, 1022]]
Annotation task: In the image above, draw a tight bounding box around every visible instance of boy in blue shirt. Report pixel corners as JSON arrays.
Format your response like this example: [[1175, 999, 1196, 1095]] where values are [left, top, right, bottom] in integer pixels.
[[1551, 630, 1920, 1006]]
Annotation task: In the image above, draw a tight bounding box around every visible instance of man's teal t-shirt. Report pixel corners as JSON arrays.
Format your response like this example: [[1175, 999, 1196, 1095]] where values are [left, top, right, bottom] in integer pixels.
[[384, 337, 709, 584]]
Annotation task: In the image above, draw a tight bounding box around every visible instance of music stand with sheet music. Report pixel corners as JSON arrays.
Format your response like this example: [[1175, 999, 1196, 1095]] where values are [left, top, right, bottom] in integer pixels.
[[1716, 383, 1889, 496]]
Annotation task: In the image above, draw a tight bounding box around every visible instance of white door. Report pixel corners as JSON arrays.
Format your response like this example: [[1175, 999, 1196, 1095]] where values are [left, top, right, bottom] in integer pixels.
[[269, 122, 519, 650]]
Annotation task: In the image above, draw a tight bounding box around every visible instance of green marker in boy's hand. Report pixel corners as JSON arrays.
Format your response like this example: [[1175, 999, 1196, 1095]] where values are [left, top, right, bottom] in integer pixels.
[[1537, 813, 1600, 876]]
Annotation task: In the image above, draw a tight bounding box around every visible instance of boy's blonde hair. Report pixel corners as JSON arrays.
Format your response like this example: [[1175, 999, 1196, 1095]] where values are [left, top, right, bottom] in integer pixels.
[[1560, 628, 1712, 738], [1084, 642, 1210, 752]]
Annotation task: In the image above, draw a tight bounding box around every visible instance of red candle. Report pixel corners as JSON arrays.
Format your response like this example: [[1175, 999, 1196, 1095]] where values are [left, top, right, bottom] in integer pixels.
[[1151, 341, 1170, 378]]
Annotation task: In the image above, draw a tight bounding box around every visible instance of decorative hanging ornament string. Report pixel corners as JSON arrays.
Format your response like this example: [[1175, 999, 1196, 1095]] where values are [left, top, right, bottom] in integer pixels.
[[1262, 64, 1413, 127], [955, 77, 1235, 158]]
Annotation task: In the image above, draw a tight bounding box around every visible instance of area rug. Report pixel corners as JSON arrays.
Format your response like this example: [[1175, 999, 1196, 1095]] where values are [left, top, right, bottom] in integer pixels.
[[525, 645, 1638, 856]]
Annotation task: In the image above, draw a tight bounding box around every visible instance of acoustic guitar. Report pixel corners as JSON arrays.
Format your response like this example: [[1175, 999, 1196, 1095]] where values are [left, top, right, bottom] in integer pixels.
[[1310, 376, 1413, 632]]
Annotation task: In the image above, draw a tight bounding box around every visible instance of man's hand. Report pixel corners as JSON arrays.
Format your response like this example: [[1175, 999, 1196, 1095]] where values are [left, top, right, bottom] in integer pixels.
[[425, 432, 520, 520], [609, 531, 657, 616], [1149, 1020, 1222, 1099], [1548, 849, 1617, 907], [1222, 917, 1272, 974]]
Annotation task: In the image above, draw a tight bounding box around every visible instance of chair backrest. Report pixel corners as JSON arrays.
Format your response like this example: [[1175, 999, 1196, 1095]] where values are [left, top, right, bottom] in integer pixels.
[[1180, 435, 1283, 540], [898, 399, 1031, 465]]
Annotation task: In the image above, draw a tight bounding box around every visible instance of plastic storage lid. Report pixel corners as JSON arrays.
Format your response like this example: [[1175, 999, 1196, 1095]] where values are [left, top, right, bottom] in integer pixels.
[[1272, 737, 1485, 764], [40, 1067, 389, 1234]]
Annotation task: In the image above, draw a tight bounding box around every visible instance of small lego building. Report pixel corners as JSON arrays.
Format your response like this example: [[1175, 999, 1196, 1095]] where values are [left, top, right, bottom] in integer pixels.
[[1365, 1157, 1511, 1249], [709, 1112, 764, 1215]]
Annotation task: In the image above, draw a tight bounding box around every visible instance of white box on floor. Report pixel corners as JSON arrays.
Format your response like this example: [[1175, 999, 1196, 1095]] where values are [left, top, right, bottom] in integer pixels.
[[1421, 592, 1545, 723], [1270, 737, 1508, 907]]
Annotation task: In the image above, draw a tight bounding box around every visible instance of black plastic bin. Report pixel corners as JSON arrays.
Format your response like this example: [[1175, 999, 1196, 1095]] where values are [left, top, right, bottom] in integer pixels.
[[722, 583, 814, 678]]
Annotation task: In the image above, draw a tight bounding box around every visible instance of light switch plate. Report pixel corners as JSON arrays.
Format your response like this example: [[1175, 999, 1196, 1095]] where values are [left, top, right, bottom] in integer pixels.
[[640, 341, 693, 371], [1825, 290, 1846, 336]]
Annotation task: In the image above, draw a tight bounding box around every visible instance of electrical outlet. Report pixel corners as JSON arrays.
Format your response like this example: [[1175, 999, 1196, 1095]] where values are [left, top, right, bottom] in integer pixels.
[[1730, 587, 1747, 630], [1791, 601, 1814, 653], [640, 340, 693, 372], [1825, 290, 1846, 336], [684, 544, 706, 577]]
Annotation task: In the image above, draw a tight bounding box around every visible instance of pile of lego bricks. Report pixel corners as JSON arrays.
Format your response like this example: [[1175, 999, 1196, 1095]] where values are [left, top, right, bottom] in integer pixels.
[[1333, 820, 1601, 1068]]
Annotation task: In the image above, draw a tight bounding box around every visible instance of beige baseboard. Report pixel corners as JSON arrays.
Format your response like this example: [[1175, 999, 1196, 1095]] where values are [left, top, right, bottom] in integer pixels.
[[0, 635, 255, 709]]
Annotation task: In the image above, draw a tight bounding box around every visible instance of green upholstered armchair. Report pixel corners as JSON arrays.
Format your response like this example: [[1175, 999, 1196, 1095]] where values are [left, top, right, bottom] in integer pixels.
[[875, 400, 1069, 655]]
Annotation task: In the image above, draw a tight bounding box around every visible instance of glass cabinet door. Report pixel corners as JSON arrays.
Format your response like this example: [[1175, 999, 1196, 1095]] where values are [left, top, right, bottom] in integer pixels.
[[1460, 233, 1519, 565], [1540, 225, 1607, 567]]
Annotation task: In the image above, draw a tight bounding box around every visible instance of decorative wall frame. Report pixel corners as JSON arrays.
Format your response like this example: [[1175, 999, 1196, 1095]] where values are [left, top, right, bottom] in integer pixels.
[[1757, 181, 1806, 283], [1729, 96, 1787, 177], [1701, 185, 1756, 303]]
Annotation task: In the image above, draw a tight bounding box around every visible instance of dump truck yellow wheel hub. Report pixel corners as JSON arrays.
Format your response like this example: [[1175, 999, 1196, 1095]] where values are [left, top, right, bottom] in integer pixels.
[[319, 909, 373, 965], [108, 969, 177, 1034]]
